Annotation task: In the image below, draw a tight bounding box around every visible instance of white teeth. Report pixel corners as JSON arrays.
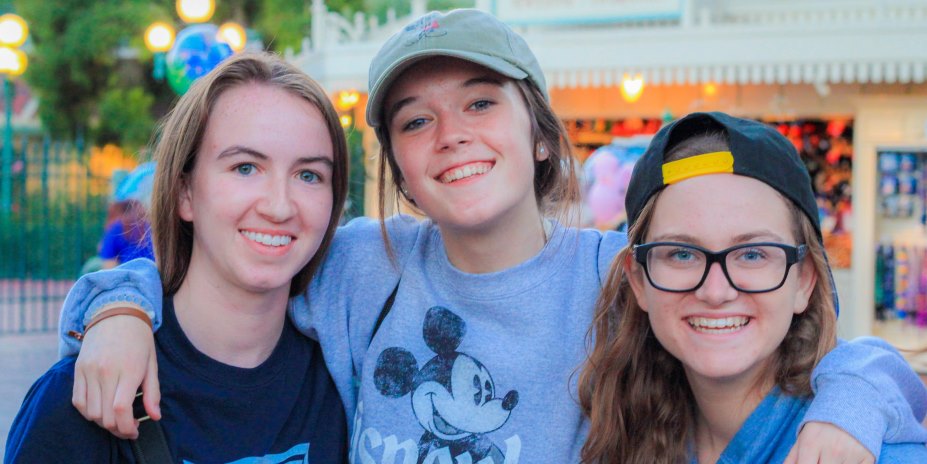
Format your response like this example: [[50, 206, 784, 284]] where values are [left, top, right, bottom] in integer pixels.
[[686, 316, 750, 334], [241, 231, 292, 247], [439, 163, 492, 183]]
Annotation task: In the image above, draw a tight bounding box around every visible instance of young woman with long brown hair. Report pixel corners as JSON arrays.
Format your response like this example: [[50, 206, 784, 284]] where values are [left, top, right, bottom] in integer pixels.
[[580, 112, 927, 463]]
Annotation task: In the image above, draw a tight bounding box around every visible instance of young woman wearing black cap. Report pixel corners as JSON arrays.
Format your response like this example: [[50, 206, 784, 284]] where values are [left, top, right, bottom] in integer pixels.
[[579, 112, 927, 463]]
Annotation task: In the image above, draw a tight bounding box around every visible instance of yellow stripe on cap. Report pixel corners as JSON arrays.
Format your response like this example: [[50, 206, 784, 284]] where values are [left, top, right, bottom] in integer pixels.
[[662, 151, 734, 185]]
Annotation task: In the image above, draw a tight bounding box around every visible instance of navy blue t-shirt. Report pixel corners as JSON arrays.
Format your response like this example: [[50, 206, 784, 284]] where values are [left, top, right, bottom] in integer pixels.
[[6, 297, 347, 463]]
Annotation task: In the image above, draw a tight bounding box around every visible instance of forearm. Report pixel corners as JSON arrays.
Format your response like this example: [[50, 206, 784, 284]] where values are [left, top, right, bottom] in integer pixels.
[[804, 336, 927, 458], [58, 258, 164, 358]]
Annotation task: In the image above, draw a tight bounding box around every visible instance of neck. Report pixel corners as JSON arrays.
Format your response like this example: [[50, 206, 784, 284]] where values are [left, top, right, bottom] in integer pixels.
[[687, 368, 773, 463], [440, 205, 548, 274], [172, 266, 289, 369]]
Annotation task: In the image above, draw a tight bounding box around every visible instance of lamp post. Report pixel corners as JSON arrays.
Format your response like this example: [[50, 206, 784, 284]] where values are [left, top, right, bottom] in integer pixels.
[[0, 12, 27, 214], [144, 0, 246, 95]]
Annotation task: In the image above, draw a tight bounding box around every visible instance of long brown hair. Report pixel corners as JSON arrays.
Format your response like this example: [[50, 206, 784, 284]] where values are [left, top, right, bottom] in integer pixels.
[[373, 74, 580, 260], [578, 134, 837, 464], [150, 52, 349, 297]]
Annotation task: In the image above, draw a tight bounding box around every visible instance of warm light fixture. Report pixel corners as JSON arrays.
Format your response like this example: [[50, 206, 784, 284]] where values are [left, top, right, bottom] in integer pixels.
[[340, 114, 353, 128], [144, 22, 176, 53], [217, 22, 246, 52], [0, 14, 27, 47], [336, 90, 360, 111], [620, 73, 644, 103], [703, 82, 718, 98], [177, 0, 215, 24], [0, 46, 27, 76]]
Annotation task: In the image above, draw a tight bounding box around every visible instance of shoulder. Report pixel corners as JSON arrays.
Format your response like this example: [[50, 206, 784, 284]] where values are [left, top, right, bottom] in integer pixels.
[[568, 227, 628, 283], [5, 358, 117, 459], [14, 357, 79, 417], [320, 215, 428, 281]]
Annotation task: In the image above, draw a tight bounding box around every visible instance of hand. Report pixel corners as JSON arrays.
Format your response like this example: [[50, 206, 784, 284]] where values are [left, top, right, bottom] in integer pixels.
[[784, 421, 875, 464], [71, 314, 161, 439]]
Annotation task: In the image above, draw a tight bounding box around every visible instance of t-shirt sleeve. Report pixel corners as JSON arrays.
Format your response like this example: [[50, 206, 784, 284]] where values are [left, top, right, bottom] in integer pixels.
[[5, 358, 119, 462]]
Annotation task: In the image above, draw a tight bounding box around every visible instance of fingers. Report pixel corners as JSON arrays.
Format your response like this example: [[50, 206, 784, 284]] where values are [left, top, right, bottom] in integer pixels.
[[68, 314, 157, 438], [83, 364, 104, 424], [142, 351, 162, 421], [112, 374, 140, 439], [71, 366, 87, 417], [794, 422, 875, 464], [99, 366, 119, 435]]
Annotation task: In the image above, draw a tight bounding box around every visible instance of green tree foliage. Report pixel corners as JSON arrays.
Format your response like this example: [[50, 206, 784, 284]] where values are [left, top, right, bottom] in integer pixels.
[[95, 86, 155, 151], [15, 0, 168, 143]]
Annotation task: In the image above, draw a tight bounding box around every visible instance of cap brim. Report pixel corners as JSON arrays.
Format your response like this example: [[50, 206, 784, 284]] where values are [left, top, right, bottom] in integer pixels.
[[366, 49, 529, 128]]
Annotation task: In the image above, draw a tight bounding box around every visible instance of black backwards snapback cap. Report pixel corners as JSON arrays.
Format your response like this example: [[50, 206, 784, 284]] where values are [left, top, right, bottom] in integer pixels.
[[625, 111, 821, 242], [624, 112, 838, 313]]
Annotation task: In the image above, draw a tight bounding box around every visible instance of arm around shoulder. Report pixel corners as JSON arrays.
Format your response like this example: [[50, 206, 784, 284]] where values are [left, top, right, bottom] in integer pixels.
[[804, 336, 927, 459], [58, 258, 164, 358], [6, 359, 120, 462]]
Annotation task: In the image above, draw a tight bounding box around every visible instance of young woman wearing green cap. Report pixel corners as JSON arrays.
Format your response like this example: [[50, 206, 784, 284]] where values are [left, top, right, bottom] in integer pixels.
[[580, 112, 927, 463], [53, 9, 925, 464]]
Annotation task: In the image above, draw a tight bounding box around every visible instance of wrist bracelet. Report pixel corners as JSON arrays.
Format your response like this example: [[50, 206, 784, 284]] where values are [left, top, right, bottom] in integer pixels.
[[67, 305, 153, 341]]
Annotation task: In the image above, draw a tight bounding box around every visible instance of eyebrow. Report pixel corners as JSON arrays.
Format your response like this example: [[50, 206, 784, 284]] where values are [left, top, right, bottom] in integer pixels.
[[386, 75, 506, 126], [216, 145, 334, 168], [650, 231, 787, 245]]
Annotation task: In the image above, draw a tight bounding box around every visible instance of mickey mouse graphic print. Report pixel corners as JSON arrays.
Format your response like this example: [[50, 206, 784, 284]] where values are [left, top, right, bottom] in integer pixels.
[[341, 218, 623, 464], [374, 307, 520, 463]]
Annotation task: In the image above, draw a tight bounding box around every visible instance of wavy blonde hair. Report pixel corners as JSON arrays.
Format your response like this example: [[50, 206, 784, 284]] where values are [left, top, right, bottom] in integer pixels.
[[578, 133, 837, 463]]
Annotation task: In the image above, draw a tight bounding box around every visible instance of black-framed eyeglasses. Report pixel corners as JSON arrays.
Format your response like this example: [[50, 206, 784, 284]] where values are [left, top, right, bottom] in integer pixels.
[[633, 242, 808, 293]]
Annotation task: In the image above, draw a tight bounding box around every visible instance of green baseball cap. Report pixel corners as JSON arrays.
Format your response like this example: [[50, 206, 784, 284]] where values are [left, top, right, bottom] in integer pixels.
[[366, 8, 548, 128]]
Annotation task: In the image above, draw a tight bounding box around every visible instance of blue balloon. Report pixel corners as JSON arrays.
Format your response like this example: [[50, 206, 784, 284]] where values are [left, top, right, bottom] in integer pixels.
[[166, 24, 234, 95]]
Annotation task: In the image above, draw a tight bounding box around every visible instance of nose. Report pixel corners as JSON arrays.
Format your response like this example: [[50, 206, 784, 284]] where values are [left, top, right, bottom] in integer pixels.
[[256, 176, 297, 222], [502, 390, 518, 411], [694, 262, 738, 306], [434, 111, 472, 152]]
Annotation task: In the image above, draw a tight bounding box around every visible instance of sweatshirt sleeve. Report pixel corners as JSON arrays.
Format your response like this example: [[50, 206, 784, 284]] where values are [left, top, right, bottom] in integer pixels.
[[58, 258, 163, 358], [803, 336, 927, 459], [596, 230, 629, 285]]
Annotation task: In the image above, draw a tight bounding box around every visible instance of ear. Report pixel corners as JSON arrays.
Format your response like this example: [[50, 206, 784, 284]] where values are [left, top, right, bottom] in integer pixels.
[[178, 176, 194, 222], [792, 256, 818, 315], [625, 252, 650, 313], [374, 347, 418, 398], [535, 143, 549, 161]]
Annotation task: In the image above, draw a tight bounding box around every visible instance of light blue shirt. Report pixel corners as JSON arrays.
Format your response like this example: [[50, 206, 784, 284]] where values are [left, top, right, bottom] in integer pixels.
[[694, 388, 927, 463]]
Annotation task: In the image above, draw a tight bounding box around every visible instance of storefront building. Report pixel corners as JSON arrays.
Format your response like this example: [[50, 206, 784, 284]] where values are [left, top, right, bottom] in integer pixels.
[[292, 0, 927, 346]]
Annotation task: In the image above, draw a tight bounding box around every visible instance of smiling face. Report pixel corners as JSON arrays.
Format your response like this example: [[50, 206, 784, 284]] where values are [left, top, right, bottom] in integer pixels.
[[628, 174, 816, 389], [178, 83, 334, 297], [384, 57, 543, 235]]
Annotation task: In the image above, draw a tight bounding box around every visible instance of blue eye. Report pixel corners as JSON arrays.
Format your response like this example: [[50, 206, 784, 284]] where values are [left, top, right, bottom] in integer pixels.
[[669, 249, 695, 262], [402, 118, 426, 132], [470, 99, 494, 111], [236, 163, 255, 175], [299, 170, 320, 184]]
